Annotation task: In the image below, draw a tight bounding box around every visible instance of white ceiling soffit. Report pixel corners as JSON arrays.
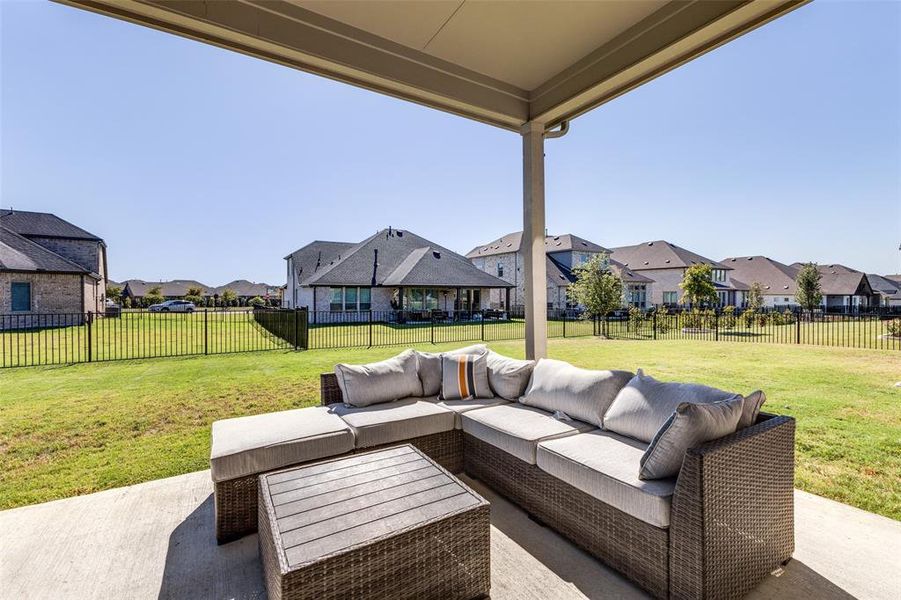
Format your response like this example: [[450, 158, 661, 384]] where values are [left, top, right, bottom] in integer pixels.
[[57, 0, 808, 132]]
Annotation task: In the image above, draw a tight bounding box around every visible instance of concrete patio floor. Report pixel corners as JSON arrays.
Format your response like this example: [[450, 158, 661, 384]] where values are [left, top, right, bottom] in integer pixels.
[[2, 470, 898, 600]]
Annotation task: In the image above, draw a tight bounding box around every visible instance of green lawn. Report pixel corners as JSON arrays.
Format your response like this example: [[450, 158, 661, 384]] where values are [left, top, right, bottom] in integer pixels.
[[1, 338, 898, 520]]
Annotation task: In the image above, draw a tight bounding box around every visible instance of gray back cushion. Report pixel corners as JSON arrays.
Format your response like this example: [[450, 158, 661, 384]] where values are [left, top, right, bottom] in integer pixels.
[[486, 351, 535, 400], [739, 390, 766, 429], [604, 371, 742, 443], [335, 349, 423, 407], [415, 344, 487, 396], [639, 397, 744, 479], [520, 358, 633, 428]]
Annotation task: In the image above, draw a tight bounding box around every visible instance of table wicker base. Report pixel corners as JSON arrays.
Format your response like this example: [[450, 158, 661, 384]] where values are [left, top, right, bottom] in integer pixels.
[[258, 444, 489, 600]]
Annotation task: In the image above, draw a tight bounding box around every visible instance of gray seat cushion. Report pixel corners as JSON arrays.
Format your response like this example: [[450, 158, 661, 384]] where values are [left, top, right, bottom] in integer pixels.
[[461, 403, 595, 464], [334, 349, 423, 407], [520, 358, 633, 428], [537, 430, 676, 528], [431, 397, 510, 428], [331, 397, 455, 448], [210, 406, 354, 483]]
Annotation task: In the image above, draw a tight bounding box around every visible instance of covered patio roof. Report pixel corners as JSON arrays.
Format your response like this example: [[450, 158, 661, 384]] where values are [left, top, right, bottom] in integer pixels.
[[57, 0, 809, 357]]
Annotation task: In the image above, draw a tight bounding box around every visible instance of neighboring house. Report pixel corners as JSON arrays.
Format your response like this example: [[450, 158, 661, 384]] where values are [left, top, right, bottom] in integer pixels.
[[788, 263, 875, 312], [466, 231, 653, 309], [122, 279, 209, 304], [867, 274, 901, 308], [720, 256, 799, 307], [210, 280, 279, 304], [0, 210, 107, 323], [284, 228, 512, 316], [610, 241, 746, 308]]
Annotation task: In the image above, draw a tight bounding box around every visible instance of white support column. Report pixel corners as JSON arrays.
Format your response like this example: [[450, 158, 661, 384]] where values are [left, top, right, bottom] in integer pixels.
[[522, 120, 547, 360]]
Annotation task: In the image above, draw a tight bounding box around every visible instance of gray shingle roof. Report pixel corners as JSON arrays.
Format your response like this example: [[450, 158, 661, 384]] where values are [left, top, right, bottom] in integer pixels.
[[867, 274, 901, 300], [305, 228, 511, 288], [123, 279, 210, 297], [286, 241, 355, 285], [721, 256, 799, 295], [466, 231, 609, 258], [0, 210, 103, 241], [1, 226, 93, 274], [609, 240, 729, 271], [211, 280, 276, 297]]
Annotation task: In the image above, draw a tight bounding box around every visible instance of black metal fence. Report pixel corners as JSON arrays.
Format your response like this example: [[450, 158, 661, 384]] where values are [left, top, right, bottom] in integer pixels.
[[2, 306, 899, 368], [0, 309, 292, 368]]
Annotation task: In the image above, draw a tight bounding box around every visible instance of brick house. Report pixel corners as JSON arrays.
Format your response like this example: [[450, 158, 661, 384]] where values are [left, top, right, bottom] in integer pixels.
[[1, 210, 107, 326], [283, 228, 511, 317], [610, 240, 747, 308], [467, 232, 654, 310]]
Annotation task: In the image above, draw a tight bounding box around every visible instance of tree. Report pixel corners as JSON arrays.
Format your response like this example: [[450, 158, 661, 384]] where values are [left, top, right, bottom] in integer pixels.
[[185, 286, 205, 306], [795, 263, 822, 314], [144, 286, 164, 307], [122, 296, 132, 309], [249, 296, 266, 308], [568, 254, 623, 336], [679, 264, 718, 307], [106, 285, 122, 304], [746, 282, 764, 312], [220, 288, 237, 307]]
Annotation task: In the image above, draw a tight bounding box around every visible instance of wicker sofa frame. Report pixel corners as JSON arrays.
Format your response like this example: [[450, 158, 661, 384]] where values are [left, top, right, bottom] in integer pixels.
[[216, 371, 794, 600], [213, 373, 464, 544]]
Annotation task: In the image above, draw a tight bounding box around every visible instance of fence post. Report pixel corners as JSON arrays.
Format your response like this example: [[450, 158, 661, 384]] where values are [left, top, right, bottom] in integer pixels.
[[431, 312, 435, 345], [369, 310, 373, 348], [481, 310, 485, 341], [86, 311, 93, 362], [653, 310, 657, 340], [293, 308, 300, 350], [562, 310, 567, 338], [714, 310, 719, 341], [796, 310, 801, 344]]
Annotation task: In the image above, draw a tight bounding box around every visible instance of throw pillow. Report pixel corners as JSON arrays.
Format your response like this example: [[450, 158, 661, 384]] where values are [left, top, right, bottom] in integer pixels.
[[415, 344, 487, 396], [485, 351, 535, 399], [334, 349, 423, 407], [639, 397, 744, 479], [604, 370, 741, 442], [519, 358, 633, 428], [441, 352, 492, 400], [739, 390, 766, 429]]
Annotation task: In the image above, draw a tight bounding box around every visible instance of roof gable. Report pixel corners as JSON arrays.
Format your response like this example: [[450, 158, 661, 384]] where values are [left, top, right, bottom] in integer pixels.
[[720, 256, 798, 295], [0, 210, 102, 241], [306, 228, 510, 288], [0, 226, 92, 275], [466, 231, 609, 258], [287, 240, 356, 285], [610, 240, 727, 271]]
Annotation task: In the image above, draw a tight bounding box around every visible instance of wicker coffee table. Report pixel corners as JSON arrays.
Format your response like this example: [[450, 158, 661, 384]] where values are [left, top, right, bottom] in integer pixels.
[[258, 444, 490, 600]]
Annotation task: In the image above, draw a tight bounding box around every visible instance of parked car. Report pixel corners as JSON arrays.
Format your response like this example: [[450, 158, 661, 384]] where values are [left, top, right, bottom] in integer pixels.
[[148, 300, 195, 313]]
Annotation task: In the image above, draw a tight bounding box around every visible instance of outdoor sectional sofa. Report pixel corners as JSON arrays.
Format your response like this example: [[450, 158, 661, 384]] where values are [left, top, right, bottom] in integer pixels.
[[210, 346, 794, 599]]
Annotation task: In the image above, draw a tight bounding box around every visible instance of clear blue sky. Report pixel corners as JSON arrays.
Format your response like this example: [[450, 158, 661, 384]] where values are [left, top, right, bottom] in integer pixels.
[[2, 0, 899, 285]]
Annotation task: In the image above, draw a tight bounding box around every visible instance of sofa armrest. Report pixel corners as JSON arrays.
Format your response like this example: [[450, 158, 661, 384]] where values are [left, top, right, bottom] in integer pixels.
[[320, 373, 343, 406], [670, 413, 795, 599]]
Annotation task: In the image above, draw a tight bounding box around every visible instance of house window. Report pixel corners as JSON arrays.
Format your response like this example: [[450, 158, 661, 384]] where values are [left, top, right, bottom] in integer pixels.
[[329, 287, 371, 311], [11, 282, 31, 312], [405, 288, 440, 311], [712, 269, 726, 282], [662, 291, 678, 305], [497, 263, 504, 278]]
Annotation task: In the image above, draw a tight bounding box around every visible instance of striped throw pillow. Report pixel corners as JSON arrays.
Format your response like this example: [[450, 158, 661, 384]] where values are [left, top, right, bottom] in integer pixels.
[[441, 352, 492, 400]]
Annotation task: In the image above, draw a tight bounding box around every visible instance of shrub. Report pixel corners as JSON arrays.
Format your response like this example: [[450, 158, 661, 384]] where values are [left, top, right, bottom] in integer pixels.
[[122, 296, 132, 309], [655, 306, 671, 334], [886, 319, 901, 338], [742, 309, 756, 328], [249, 296, 266, 308], [628, 306, 645, 333], [782, 309, 796, 325], [682, 308, 714, 330], [720, 305, 736, 329]]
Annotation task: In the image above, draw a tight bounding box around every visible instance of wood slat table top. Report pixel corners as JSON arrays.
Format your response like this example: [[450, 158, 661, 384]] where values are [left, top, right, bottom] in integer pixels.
[[260, 444, 487, 570]]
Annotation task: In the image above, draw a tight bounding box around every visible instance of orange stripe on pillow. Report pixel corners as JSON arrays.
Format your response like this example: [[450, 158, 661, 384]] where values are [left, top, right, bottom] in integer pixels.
[[458, 357, 469, 399]]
